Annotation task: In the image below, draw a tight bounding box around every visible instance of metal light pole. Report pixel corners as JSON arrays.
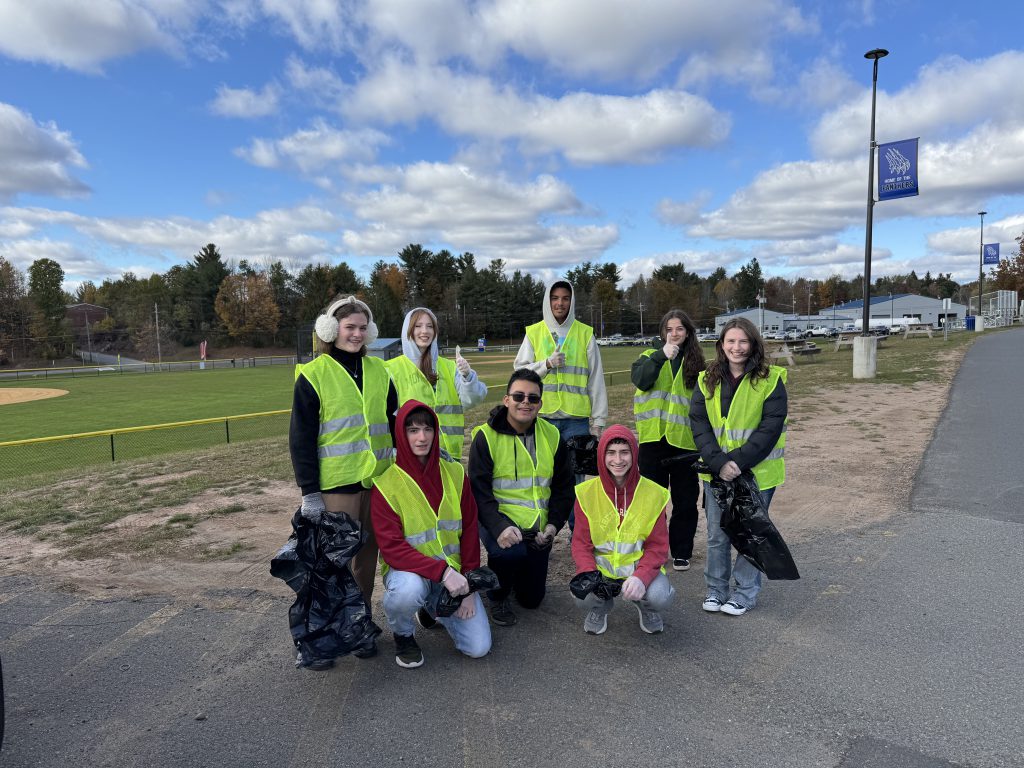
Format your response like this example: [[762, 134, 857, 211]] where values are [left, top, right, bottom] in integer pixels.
[[861, 48, 888, 337], [977, 210, 987, 320], [855, 47, 888, 379]]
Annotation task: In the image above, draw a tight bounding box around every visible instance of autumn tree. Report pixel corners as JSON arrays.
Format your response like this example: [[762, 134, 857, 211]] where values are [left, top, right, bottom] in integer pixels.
[[214, 273, 281, 343]]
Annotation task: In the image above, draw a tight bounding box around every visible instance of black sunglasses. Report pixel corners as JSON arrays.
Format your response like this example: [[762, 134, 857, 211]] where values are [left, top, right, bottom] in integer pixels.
[[508, 392, 541, 404]]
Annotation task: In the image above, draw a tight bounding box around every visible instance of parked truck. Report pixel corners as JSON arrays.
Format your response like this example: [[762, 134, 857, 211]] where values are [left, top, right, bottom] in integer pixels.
[[853, 317, 921, 334]]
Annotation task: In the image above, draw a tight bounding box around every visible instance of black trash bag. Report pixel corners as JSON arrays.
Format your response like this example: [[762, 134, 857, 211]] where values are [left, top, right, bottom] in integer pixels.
[[521, 527, 552, 552], [565, 434, 599, 477], [569, 570, 624, 601], [659, 449, 701, 468], [703, 470, 800, 580], [270, 508, 382, 668], [424, 566, 501, 618]]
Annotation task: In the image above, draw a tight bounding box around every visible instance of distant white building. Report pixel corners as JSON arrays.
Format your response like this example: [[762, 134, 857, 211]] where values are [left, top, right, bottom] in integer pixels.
[[822, 294, 966, 328], [713, 307, 786, 335]]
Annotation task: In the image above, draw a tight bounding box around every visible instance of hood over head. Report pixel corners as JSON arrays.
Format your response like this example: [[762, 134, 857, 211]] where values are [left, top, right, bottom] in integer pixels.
[[394, 399, 443, 512], [400, 307, 439, 367], [596, 425, 641, 512], [541, 280, 577, 337]]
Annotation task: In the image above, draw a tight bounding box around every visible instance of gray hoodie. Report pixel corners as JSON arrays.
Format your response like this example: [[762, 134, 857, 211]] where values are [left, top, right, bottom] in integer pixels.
[[399, 307, 488, 407], [513, 282, 608, 427]]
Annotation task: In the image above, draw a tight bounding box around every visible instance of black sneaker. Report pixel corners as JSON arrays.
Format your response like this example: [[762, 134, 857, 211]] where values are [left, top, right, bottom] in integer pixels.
[[416, 607, 438, 630], [394, 634, 424, 668], [490, 598, 517, 627], [295, 650, 334, 671], [353, 639, 378, 659], [672, 558, 691, 571]]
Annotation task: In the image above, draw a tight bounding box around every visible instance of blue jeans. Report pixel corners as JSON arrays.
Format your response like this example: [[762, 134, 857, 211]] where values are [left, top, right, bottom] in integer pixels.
[[546, 416, 591, 529], [575, 571, 676, 614], [703, 481, 776, 609], [382, 570, 491, 658]]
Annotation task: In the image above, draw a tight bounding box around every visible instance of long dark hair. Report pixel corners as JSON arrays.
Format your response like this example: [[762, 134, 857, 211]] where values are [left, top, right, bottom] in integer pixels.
[[703, 317, 769, 395], [659, 309, 705, 390]]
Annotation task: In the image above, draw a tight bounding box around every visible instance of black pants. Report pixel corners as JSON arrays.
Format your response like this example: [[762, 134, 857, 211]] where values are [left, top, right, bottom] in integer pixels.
[[480, 526, 551, 608], [637, 438, 701, 560]]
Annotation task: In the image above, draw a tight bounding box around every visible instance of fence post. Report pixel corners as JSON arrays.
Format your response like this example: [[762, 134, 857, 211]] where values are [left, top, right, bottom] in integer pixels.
[[225, 419, 231, 444], [110, 434, 115, 462]]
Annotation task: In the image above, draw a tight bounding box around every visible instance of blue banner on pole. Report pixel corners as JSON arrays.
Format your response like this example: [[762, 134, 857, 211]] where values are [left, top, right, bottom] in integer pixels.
[[983, 243, 1000, 265], [878, 137, 919, 201]]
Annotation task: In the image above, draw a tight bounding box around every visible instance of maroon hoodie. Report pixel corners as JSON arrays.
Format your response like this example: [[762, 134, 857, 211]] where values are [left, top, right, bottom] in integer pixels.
[[371, 400, 481, 581], [570, 425, 669, 588]]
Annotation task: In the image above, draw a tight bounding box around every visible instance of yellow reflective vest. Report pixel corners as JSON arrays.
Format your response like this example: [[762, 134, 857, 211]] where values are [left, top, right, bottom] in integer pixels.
[[632, 349, 696, 449], [297, 353, 394, 488], [372, 458, 464, 577], [576, 476, 670, 579], [386, 355, 466, 458], [472, 417, 560, 530], [697, 365, 787, 490], [525, 320, 594, 418]]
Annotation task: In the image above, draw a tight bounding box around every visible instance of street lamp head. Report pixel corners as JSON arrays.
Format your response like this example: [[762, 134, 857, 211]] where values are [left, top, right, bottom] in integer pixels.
[[864, 48, 889, 60], [978, 211, 987, 217]]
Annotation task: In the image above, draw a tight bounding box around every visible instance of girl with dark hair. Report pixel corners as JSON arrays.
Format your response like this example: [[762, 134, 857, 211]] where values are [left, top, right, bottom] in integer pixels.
[[690, 317, 788, 617], [631, 309, 706, 571], [386, 308, 487, 459]]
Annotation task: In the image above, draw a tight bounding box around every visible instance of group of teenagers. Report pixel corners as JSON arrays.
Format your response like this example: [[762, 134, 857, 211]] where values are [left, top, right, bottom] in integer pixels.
[[289, 280, 788, 670]]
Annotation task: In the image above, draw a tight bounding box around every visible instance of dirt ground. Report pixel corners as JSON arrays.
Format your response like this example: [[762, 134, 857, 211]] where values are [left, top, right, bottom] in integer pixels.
[[0, 350, 963, 605], [0, 388, 69, 406]]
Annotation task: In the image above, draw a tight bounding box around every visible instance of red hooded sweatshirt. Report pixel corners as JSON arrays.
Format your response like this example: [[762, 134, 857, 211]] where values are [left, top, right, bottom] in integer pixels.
[[570, 425, 669, 588], [371, 399, 481, 581]]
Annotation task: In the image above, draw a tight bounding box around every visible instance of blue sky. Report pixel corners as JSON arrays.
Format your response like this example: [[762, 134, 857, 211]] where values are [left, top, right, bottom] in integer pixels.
[[2, 0, 1023, 293]]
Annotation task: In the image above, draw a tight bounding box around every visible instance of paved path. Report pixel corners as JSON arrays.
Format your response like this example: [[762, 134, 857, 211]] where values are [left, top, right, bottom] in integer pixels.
[[1, 329, 1022, 767]]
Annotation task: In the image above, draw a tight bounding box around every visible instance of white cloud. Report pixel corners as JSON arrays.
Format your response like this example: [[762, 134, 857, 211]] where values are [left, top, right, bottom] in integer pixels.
[[0, 0, 187, 72], [927, 213, 1024, 264], [209, 83, 280, 117], [256, 0, 349, 51], [344, 60, 730, 165], [340, 161, 618, 269], [0, 103, 90, 202], [656, 192, 713, 227], [235, 120, 391, 174]]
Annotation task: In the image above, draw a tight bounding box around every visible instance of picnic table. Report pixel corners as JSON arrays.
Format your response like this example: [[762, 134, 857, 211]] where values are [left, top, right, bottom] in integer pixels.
[[834, 331, 887, 351], [903, 323, 934, 339], [765, 341, 820, 366]]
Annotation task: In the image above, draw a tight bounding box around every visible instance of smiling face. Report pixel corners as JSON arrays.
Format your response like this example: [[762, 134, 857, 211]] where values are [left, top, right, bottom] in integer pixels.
[[722, 327, 752, 373], [335, 311, 368, 353], [405, 418, 435, 464], [604, 440, 633, 485], [664, 318, 687, 346], [549, 286, 572, 324], [504, 379, 542, 432], [409, 311, 436, 352]]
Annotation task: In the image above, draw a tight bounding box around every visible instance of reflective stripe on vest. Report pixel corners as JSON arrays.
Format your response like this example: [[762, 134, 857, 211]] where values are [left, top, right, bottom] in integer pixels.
[[297, 353, 394, 488], [372, 458, 465, 577], [632, 349, 696, 449], [525, 320, 594, 417], [472, 418, 560, 530], [697, 365, 787, 490], [576, 476, 669, 579], [386, 355, 467, 458]]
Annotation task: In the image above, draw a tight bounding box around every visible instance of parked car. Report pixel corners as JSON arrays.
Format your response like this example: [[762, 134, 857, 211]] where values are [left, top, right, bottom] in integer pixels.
[[697, 332, 718, 343], [764, 330, 787, 341], [783, 329, 802, 341]]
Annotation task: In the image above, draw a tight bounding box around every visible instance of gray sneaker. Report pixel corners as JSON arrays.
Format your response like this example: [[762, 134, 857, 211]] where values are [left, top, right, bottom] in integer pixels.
[[635, 602, 664, 634], [583, 609, 608, 635]]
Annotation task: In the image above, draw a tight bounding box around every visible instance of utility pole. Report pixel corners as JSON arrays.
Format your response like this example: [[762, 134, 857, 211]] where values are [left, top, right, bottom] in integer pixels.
[[84, 310, 93, 361], [638, 302, 645, 336], [154, 303, 163, 366]]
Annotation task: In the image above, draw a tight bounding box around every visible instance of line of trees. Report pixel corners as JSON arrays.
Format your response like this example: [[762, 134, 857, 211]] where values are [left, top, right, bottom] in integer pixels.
[[3, 235, 1020, 364]]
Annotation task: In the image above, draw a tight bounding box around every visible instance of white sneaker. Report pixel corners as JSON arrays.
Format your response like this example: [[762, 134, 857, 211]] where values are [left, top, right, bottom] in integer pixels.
[[702, 596, 724, 612], [720, 601, 748, 616]]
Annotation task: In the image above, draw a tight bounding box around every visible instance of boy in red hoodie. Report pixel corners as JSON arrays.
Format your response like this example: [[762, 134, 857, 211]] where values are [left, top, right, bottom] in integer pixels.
[[571, 425, 675, 635], [372, 401, 491, 668]]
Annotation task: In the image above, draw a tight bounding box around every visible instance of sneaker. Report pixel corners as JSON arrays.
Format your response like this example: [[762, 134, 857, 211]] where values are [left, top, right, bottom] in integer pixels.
[[720, 601, 748, 616], [583, 609, 608, 635], [394, 634, 424, 668], [635, 602, 664, 634], [353, 639, 378, 659], [490, 598, 518, 627], [672, 558, 691, 571], [702, 596, 724, 612], [416, 607, 438, 630], [295, 650, 335, 671]]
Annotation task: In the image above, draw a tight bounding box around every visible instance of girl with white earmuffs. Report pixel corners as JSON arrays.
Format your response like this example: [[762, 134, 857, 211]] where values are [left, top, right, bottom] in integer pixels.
[[289, 295, 398, 659]]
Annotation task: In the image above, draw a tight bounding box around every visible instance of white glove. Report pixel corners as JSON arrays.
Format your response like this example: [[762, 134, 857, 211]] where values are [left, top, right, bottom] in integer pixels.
[[621, 576, 646, 602], [546, 351, 565, 369], [300, 492, 325, 523], [662, 342, 679, 360], [533, 524, 558, 547], [442, 567, 470, 596], [456, 355, 471, 377]]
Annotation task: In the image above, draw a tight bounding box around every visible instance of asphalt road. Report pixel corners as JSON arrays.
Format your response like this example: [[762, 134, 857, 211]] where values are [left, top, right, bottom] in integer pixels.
[[2, 328, 1022, 767]]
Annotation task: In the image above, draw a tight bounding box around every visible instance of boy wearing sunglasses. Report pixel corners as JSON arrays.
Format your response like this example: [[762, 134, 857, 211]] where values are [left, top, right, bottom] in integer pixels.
[[468, 369, 575, 627]]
